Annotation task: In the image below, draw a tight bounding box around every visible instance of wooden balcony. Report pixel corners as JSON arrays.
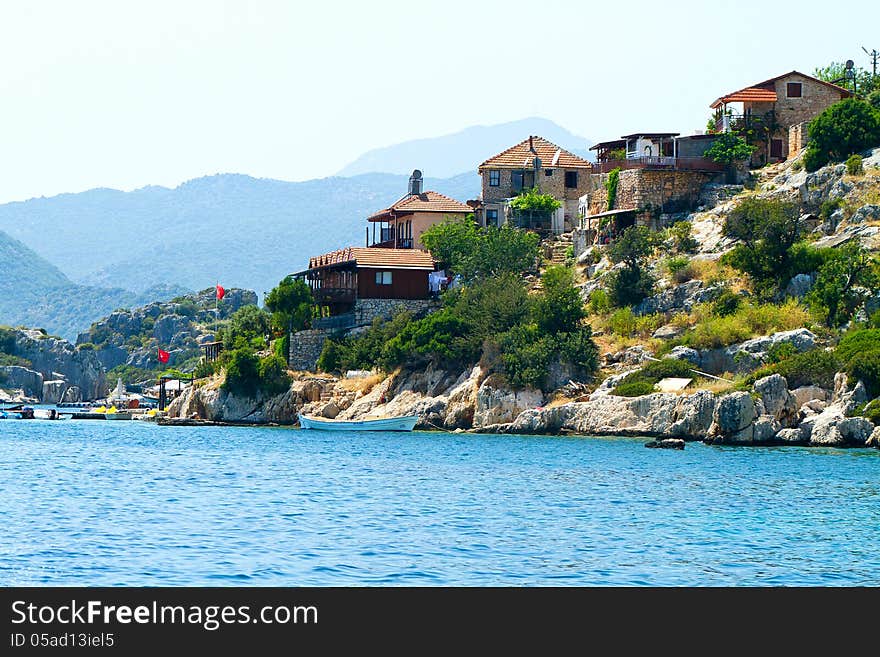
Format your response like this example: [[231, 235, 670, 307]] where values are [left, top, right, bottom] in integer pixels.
[[313, 286, 356, 304]]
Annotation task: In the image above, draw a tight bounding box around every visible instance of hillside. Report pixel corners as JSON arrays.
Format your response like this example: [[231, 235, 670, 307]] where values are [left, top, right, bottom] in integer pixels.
[[337, 117, 593, 178], [0, 172, 479, 300], [0, 229, 186, 341]]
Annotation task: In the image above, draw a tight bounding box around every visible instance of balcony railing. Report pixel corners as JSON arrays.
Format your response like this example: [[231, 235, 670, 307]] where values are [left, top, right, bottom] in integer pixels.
[[592, 156, 726, 174], [314, 286, 356, 304], [714, 111, 775, 134], [368, 237, 413, 249], [312, 312, 357, 331]]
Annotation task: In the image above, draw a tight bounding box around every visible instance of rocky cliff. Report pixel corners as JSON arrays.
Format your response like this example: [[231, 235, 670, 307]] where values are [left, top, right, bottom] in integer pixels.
[[0, 328, 105, 401], [77, 287, 257, 373]]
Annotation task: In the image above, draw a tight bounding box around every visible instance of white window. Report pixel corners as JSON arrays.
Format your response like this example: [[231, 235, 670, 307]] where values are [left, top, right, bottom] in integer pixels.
[[375, 271, 393, 285]]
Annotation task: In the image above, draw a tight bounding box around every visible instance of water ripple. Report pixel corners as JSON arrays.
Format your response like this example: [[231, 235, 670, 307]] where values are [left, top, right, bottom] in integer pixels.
[[1, 422, 878, 585]]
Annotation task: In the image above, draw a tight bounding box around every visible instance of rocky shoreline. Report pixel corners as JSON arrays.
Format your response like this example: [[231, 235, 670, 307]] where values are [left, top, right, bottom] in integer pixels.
[[165, 364, 880, 450]]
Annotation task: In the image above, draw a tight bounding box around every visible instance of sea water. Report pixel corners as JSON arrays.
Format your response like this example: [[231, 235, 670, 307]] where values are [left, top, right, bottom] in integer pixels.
[[1, 420, 878, 585]]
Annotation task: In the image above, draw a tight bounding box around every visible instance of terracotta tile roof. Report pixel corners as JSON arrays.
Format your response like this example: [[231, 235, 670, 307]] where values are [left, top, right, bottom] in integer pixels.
[[711, 87, 778, 108], [478, 135, 592, 171], [309, 247, 435, 270], [710, 70, 853, 108], [367, 190, 472, 221]]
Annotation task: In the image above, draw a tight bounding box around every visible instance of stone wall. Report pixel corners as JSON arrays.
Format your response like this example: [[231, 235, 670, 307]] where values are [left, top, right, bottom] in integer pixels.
[[353, 298, 437, 326], [788, 121, 809, 158], [581, 169, 716, 228], [290, 298, 439, 372], [289, 329, 332, 372]]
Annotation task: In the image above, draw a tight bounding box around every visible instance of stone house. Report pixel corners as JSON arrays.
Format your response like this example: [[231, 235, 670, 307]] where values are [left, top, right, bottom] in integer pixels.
[[366, 170, 473, 250], [476, 135, 593, 233], [710, 70, 852, 164]]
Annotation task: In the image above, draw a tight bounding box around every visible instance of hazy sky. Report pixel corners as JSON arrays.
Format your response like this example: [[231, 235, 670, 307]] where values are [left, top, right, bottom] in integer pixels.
[[1, 0, 878, 203]]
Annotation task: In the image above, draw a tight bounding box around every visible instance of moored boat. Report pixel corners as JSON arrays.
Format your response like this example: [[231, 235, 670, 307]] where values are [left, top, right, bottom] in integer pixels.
[[298, 413, 419, 432]]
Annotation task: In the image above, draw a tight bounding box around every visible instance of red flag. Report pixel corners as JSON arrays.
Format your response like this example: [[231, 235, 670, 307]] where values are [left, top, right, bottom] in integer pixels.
[[157, 348, 170, 364], [216, 284, 225, 301]]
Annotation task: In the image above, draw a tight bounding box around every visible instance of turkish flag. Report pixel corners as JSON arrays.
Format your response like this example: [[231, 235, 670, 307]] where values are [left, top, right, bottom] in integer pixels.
[[216, 284, 226, 300], [158, 348, 170, 364]]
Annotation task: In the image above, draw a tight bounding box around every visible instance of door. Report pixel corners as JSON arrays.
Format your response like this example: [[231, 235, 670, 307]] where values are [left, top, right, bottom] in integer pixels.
[[770, 139, 784, 159]]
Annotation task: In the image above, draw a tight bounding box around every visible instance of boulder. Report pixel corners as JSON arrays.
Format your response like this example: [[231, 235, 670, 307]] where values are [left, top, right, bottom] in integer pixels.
[[848, 204, 880, 225], [633, 280, 721, 316], [784, 273, 814, 299], [752, 415, 781, 443], [775, 427, 808, 444], [645, 438, 685, 449], [809, 406, 874, 447], [791, 385, 828, 408], [473, 380, 543, 428], [668, 346, 701, 367], [753, 374, 797, 427], [868, 426, 880, 449], [41, 380, 67, 405], [709, 392, 756, 442], [320, 401, 340, 419], [652, 324, 685, 340]]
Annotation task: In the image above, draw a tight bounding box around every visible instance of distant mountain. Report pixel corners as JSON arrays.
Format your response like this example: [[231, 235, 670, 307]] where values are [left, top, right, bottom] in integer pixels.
[[0, 172, 479, 307], [0, 229, 187, 341], [337, 117, 593, 178]]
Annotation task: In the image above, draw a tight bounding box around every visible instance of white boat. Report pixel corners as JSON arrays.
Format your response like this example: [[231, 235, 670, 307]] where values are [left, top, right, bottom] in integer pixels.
[[298, 413, 419, 432]]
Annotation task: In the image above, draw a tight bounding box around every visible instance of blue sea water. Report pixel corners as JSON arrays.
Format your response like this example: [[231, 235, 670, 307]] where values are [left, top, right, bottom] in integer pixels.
[[1, 419, 878, 586]]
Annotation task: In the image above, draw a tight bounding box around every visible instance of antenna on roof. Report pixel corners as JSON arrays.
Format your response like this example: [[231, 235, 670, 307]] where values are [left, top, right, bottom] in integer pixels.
[[408, 169, 423, 196]]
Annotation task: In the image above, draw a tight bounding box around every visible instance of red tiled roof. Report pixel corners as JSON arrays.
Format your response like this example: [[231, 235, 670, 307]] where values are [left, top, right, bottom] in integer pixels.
[[710, 70, 853, 108], [309, 247, 435, 270], [367, 190, 472, 222], [478, 135, 592, 171]]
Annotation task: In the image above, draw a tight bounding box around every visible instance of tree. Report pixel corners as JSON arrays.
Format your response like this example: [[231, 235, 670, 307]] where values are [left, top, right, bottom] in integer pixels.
[[224, 305, 271, 349], [803, 98, 880, 171], [721, 198, 808, 296], [704, 133, 755, 165], [265, 275, 312, 335], [605, 226, 657, 307], [532, 266, 585, 334], [807, 243, 879, 326], [421, 218, 540, 282], [814, 61, 878, 95], [508, 188, 562, 215]]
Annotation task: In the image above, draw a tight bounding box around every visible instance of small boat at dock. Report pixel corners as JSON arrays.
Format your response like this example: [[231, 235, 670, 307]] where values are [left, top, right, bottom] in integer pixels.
[[298, 413, 419, 432]]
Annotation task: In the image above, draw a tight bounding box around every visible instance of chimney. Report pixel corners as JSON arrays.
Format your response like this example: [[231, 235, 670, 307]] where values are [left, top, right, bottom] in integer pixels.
[[529, 136, 536, 153], [408, 169, 423, 196]]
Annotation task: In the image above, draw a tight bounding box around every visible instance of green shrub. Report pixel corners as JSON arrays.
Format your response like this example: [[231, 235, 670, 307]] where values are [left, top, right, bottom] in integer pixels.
[[858, 399, 880, 423], [76, 342, 96, 351], [606, 266, 656, 308], [846, 154, 864, 176], [614, 380, 656, 397], [588, 289, 611, 315], [665, 255, 691, 278], [804, 98, 880, 171], [712, 290, 742, 317], [532, 266, 585, 334], [224, 305, 271, 350], [609, 308, 636, 337], [791, 160, 804, 172], [0, 327, 17, 354], [258, 354, 291, 397], [772, 349, 840, 389], [847, 349, 880, 399], [665, 221, 698, 253], [767, 341, 797, 364], [223, 347, 261, 398], [680, 300, 809, 350], [836, 329, 880, 364], [819, 199, 844, 221], [806, 243, 878, 327], [497, 324, 598, 391], [704, 132, 755, 165], [639, 358, 695, 380], [193, 359, 218, 379], [0, 353, 31, 368]]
